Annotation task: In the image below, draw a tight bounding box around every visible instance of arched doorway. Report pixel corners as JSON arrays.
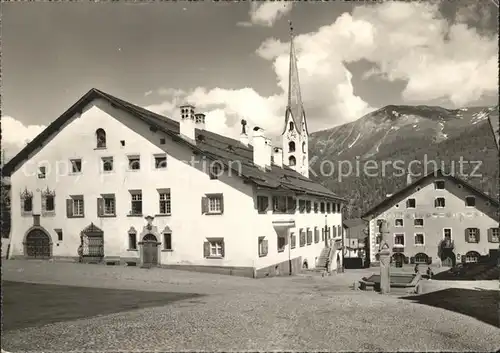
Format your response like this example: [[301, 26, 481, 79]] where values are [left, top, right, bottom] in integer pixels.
[[24, 228, 52, 258], [465, 251, 480, 263], [142, 234, 159, 267], [80, 223, 104, 263], [392, 253, 405, 268]]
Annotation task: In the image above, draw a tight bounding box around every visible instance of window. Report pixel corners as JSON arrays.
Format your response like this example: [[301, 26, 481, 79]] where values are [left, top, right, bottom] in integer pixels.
[[96, 128, 106, 148], [321, 228, 325, 241], [209, 162, 222, 179], [465, 196, 475, 207], [326, 203, 331, 213], [258, 237, 268, 257], [55, 229, 63, 242], [102, 157, 113, 172], [320, 202, 325, 213], [159, 190, 171, 215], [70, 159, 82, 173], [306, 229, 312, 245], [299, 229, 306, 247], [128, 230, 137, 250], [67, 195, 84, 218], [465, 228, 479, 243], [414, 218, 424, 227], [488, 228, 499, 243], [38, 166, 46, 179], [406, 198, 416, 208], [204, 238, 224, 258], [302, 142, 306, 153], [257, 196, 269, 213], [435, 180, 445, 189], [42, 191, 55, 213], [155, 155, 167, 169], [394, 233, 405, 246], [395, 219, 403, 227], [289, 121, 294, 131], [289, 156, 296, 166], [465, 252, 479, 263], [202, 194, 224, 215], [314, 227, 319, 243], [298, 200, 306, 213], [120, 140, 125, 146], [314, 202, 319, 213], [375, 233, 382, 245], [414, 233, 424, 245], [305, 200, 311, 213], [415, 253, 428, 264], [290, 232, 296, 249], [97, 194, 116, 217], [272, 196, 295, 213], [288, 141, 295, 152], [163, 233, 172, 251], [130, 191, 142, 215], [128, 155, 140, 170], [435, 197, 445, 208], [277, 236, 286, 252], [160, 138, 166, 145]]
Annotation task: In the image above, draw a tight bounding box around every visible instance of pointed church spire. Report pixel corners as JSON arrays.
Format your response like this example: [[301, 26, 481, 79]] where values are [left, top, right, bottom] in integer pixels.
[[286, 20, 307, 134]]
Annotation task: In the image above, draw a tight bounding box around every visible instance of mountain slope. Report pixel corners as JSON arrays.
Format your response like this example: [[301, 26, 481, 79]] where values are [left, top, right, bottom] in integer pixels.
[[309, 105, 499, 218]]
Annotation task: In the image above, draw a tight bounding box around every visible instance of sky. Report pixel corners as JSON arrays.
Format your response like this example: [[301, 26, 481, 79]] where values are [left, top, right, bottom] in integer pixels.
[[1, 0, 498, 160]]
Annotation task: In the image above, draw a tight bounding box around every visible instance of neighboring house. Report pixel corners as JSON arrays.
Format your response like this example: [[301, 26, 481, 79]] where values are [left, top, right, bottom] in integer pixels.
[[342, 218, 367, 259], [488, 108, 499, 150], [2, 33, 346, 277], [362, 169, 499, 267]]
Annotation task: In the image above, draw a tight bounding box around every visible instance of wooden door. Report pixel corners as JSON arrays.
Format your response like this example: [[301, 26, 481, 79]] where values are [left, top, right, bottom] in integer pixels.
[[142, 234, 158, 267], [25, 229, 51, 258]]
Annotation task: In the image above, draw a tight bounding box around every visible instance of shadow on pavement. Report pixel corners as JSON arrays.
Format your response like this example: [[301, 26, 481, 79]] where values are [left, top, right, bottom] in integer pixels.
[[2, 281, 203, 331], [401, 288, 499, 328]]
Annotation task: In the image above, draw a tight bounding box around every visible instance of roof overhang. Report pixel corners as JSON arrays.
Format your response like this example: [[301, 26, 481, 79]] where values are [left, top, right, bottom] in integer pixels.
[[272, 219, 296, 228]]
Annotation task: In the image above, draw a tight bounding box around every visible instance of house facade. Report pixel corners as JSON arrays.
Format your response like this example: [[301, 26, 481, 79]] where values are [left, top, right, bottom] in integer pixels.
[[362, 170, 499, 267], [3, 32, 345, 277], [342, 218, 367, 259]]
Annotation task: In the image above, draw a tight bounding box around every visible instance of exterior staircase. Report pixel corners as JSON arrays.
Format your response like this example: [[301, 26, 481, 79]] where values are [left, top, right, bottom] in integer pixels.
[[316, 247, 332, 270]]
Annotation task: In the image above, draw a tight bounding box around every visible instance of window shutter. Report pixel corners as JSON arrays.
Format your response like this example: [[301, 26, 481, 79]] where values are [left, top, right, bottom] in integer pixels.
[[434, 199, 438, 207], [263, 196, 269, 211], [487, 228, 492, 242], [262, 239, 268, 256], [203, 241, 210, 257], [201, 197, 208, 214], [97, 198, 103, 217], [287, 197, 296, 212], [220, 241, 225, 257], [337, 225, 341, 238], [410, 257, 415, 264], [81, 198, 85, 217], [332, 226, 337, 238], [66, 199, 73, 218], [476, 228, 480, 242], [220, 194, 224, 214], [427, 256, 432, 265], [464, 228, 469, 242]]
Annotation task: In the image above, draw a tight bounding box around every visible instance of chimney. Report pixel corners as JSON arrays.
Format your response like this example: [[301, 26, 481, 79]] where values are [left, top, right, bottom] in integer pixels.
[[273, 147, 283, 167], [240, 119, 249, 146], [265, 138, 272, 169], [179, 104, 196, 141], [194, 113, 206, 131], [252, 127, 271, 170]]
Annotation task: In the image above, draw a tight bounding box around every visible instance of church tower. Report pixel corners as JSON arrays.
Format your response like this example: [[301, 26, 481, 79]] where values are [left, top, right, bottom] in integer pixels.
[[282, 21, 309, 178]]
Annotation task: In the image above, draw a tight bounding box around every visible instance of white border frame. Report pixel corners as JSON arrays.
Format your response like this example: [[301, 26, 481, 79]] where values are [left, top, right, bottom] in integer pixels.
[[414, 232, 425, 246], [393, 232, 405, 246], [434, 196, 446, 209], [442, 227, 452, 240]]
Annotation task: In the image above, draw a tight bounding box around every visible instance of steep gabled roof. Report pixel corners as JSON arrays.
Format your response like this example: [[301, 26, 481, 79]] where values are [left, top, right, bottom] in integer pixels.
[[361, 168, 499, 219], [2, 88, 344, 201], [488, 108, 499, 150]]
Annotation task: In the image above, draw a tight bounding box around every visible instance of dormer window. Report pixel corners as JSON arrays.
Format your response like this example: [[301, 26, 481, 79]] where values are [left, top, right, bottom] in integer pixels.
[[288, 141, 295, 152], [96, 128, 106, 148], [289, 121, 294, 131], [435, 180, 445, 190], [289, 156, 296, 166]]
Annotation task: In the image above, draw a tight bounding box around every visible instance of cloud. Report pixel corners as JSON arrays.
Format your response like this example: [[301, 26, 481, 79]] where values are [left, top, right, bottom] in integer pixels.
[[144, 1, 496, 140], [2, 116, 46, 161], [238, 2, 293, 27], [144, 90, 153, 97]]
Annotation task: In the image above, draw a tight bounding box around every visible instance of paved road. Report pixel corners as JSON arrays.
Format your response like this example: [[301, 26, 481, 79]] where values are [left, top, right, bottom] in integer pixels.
[[3, 260, 500, 352]]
